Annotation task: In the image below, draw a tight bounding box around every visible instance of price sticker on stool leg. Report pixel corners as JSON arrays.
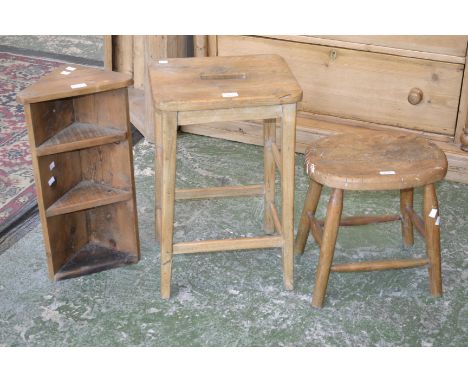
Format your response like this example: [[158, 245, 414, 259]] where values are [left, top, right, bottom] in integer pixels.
[[222, 92, 239, 98], [429, 208, 438, 218], [435, 216, 441, 226]]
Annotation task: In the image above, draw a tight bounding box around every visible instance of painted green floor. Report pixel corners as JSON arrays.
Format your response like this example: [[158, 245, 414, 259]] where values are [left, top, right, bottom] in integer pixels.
[[0, 133, 467, 346]]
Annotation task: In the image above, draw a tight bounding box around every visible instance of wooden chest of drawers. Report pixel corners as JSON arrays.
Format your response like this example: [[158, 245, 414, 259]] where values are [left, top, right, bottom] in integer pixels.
[[185, 35, 468, 183], [107, 35, 468, 183]]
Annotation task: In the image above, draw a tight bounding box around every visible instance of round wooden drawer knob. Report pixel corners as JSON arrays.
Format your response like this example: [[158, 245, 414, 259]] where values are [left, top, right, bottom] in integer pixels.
[[408, 88, 423, 105]]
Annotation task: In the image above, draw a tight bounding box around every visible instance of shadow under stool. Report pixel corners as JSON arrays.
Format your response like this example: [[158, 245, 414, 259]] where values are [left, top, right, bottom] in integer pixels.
[[148, 54, 303, 298], [294, 132, 448, 308]]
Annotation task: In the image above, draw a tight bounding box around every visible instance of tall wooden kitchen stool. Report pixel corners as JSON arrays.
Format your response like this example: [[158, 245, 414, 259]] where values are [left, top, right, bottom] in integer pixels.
[[149, 54, 302, 298], [294, 132, 448, 308]]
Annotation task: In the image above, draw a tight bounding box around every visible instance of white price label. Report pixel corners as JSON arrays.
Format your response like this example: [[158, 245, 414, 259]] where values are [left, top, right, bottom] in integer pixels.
[[435, 216, 440, 226], [66, 66, 76, 71], [48, 176, 56, 186], [429, 208, 438, 218], [158, 60, 168, 64], [60, 71, 70, 75], [222, 92, 239, 98], [71, 83, 87, 89], [379, 170, 396, 175], [49, 161, 55, 171]]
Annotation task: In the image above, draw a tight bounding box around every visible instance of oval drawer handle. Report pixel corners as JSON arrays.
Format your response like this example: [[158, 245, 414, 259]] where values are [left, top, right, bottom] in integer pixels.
[[408, 88, 423, 105]]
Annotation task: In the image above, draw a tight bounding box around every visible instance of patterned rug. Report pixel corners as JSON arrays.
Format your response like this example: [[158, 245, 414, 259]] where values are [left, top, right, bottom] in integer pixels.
[[0, 52, 63, 233]]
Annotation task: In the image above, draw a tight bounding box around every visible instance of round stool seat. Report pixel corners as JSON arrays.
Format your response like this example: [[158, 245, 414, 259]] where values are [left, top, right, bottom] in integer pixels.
[[304, 132, 448, 191]]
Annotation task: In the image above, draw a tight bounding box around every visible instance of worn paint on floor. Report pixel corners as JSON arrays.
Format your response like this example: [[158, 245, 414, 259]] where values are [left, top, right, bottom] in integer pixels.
[[0, 133, 467, 346]]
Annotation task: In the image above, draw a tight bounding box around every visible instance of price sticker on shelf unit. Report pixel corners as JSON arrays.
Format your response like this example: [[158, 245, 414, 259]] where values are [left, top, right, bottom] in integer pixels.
[[60, 71, 71, 75], [435, 216, 441, 226], [48, 176, 56, 186], [222, 92, 239, 98], [158, 60, 168, 64], [71, 83, 87, 89], [66, 66, 76, 71], [429, 208, 438, 218], [379, 170, 396, 175], [49, 161, 56, 171]]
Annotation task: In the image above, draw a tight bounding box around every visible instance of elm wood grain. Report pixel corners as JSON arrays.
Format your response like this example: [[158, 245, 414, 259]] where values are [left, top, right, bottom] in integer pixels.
[[312, 188, 343, 308], [46, 211, 88, 277], [19, 66, 140, 280], [264, 118, 276, 234], [151, 55, 301, 298], [112, 35, 133, 75], [271, 142, 282, 174], [263, 35, 467, 63], [307, 212, 323, 247], [455, 50, 468, 146], [133, 36, 145, 89], [160, 111, 178, 299], [194, 35, 208, 57], [330, 258, 429, 273], [298, 132, 446, 307], [400, 189, 415, 246], [35, 122, 126, 157], [17, 65, 133, 104], [406, 206, 426, 239], [54, 242, 136, 281], [294, 179, 322, 255], [172, 235, 283, 255], [281, 103, 296, 290], [177, 105, 282, 125], [175, 184, 264, 200], [318, 214, 401, 227], [103, 35, 113, 70], [423, 184, 443, 296], [29, 98, 75, 146], [217, 36, 464, 136], [304, 132, 448, 191], [149, 54, 302, 112], [269, 202, 282, 235], [45, 181, 132, 217]]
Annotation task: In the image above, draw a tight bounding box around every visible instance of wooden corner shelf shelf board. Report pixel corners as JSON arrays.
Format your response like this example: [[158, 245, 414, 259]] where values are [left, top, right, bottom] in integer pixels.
[[45, 180, 132, 217], [54, 242, 136, 281], [36, 122, 127, 157], [17, 65, 140, 280]]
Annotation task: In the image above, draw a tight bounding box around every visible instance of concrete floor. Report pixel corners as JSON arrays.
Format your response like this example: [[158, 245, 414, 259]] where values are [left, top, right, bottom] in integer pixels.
[[0, 133, 467, 346]]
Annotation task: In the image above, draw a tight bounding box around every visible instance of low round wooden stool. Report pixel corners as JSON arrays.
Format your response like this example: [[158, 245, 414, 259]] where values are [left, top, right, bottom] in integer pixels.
[[294, 132, 448, 308]]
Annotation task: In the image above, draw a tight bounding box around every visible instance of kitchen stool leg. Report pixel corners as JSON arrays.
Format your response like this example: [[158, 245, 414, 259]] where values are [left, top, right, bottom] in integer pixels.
[[423, 183, 443, 296], [160, 111, 178, 299], [294, 179, 323, 255], [312, 188, 343, 308], [155, 110, 163, 242], [264, 118, 277, 234], [400, 188, 414, 247], [281, 104, 296, 291]]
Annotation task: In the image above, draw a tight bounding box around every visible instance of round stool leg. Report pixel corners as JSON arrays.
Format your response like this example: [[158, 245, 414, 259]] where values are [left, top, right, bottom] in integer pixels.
[[400, 188, 414, 247], [312, 188, 343, 308], [423, 183, 442, 296], [294, 180, 322, 255]]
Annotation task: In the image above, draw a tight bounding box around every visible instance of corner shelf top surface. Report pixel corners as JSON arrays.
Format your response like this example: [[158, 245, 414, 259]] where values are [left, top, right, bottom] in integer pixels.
[[46, 180, 132, 217], [36, 122, 127, 156], [17, 65, 133, 104]]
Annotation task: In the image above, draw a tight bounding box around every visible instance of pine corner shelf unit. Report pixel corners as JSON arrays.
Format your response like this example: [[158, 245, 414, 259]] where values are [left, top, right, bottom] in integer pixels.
[[17, 65, 140, 281]]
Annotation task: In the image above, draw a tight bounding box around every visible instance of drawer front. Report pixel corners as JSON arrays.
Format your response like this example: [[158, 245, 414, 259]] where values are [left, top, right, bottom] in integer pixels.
[[316, 36, 468, 57], [217, 35, 464, 136]]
